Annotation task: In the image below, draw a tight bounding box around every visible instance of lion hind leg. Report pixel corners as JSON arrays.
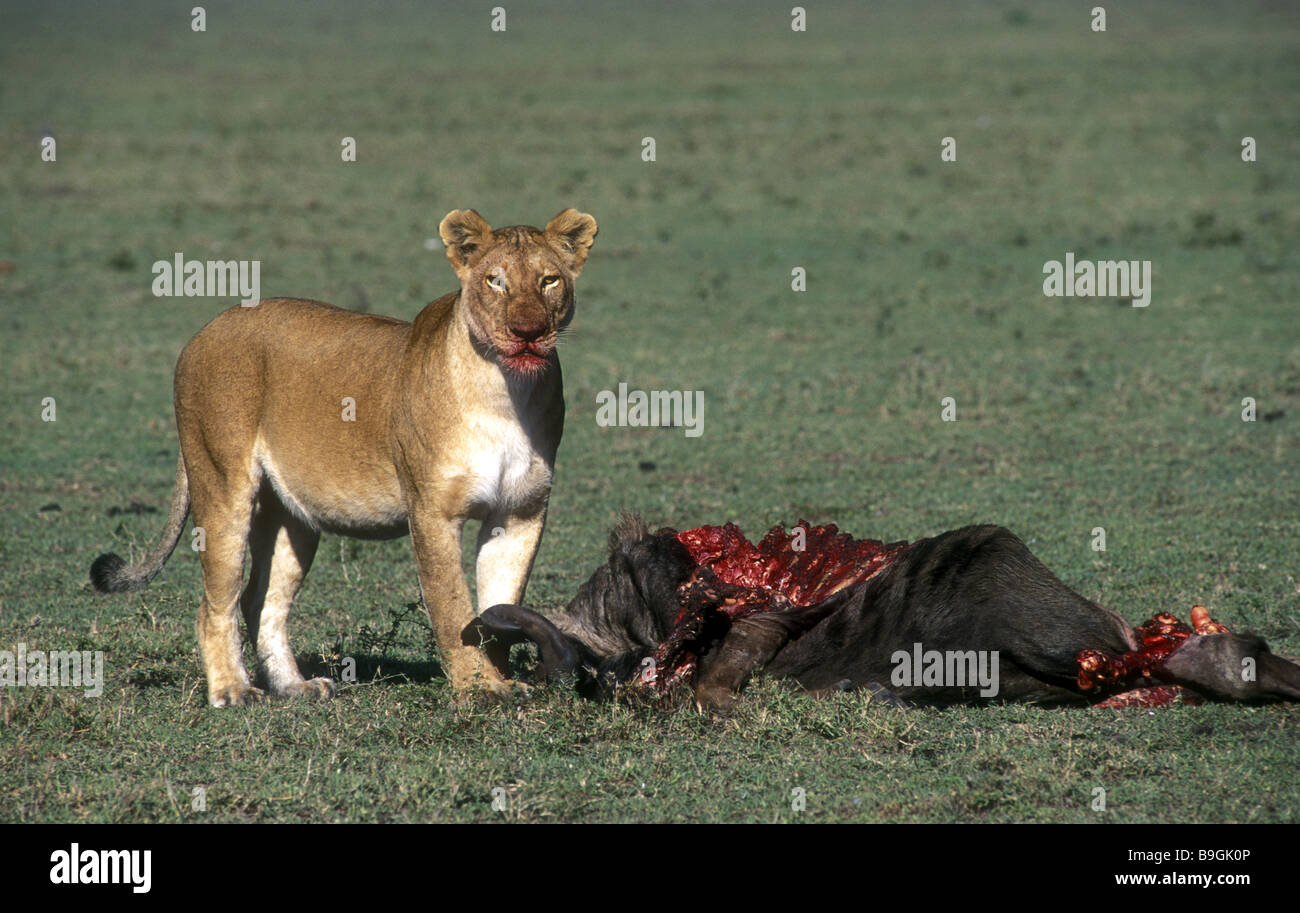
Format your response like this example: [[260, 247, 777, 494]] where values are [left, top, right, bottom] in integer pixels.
[[193, 474, 263, 708], [241, 494, 329, 699]]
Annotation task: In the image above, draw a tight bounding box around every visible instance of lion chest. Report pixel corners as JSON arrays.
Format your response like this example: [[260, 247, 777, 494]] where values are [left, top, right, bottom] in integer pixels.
[[450, 409, 553, 515]]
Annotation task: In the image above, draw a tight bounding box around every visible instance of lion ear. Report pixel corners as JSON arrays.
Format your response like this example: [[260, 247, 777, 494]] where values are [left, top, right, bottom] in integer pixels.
[[438, 209, 494, 276], [545, 209, 598, 277]]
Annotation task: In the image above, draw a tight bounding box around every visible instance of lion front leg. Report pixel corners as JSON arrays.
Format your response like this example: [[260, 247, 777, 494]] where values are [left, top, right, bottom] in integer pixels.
[[408, 508, 510, 694], [473, 504, 548, 676], [474, 503, 547, 611]]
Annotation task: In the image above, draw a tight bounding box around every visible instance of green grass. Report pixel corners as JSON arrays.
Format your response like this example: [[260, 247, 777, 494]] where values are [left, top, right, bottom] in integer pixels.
[[2, 0, 1298, 823]]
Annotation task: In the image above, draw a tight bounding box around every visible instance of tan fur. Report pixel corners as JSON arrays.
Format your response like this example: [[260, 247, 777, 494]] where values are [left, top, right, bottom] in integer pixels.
[[91, 209, 597, 707]]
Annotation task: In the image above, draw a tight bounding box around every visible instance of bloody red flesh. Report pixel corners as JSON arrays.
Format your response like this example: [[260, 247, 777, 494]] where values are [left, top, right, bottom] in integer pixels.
[[1076, 605, 1229, 707], [1091, 685, 1195, 709], [675, 522, 910, 610], [649, 522, 909, 690], [1075, 613, 1195, 691]]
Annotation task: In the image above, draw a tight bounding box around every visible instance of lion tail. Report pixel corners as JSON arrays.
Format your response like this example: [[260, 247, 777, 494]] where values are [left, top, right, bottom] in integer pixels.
[[90, 454, 192, 594]]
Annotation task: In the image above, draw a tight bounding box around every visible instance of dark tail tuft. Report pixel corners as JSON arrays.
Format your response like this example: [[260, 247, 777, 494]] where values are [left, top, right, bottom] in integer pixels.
[[90, 552, 135, 593], [88, 453, 191, 596]]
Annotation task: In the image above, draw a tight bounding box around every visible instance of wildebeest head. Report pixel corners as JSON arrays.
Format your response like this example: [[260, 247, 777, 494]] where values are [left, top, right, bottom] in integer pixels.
[[463, 513, 697, 696]]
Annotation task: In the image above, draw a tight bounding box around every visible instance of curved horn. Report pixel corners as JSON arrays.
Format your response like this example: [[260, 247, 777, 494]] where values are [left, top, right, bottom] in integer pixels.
[[462, 604, 583, 678]]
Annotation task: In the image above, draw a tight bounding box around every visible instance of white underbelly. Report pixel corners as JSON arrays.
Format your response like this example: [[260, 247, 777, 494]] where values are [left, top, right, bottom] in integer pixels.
[[254, 440, 408, 537]]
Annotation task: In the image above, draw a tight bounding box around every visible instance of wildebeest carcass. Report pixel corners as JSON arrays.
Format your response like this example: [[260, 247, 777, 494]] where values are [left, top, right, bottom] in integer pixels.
[[462, 514, 1300, 711]]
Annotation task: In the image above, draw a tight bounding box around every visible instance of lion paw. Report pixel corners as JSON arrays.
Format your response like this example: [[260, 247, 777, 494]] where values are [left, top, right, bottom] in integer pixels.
[[452, 676, 530, 705], [276, 677, 337, 700], [208, 683, 266, 708]]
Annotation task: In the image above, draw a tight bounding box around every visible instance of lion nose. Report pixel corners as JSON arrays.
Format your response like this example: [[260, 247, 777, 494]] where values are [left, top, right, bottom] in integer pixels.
[[509, 321, 547, 342]]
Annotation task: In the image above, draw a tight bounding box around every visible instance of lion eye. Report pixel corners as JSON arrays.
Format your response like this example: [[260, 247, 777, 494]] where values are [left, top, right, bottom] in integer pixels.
[[541, 275, 561, 290], [486, 271, 507, 292]]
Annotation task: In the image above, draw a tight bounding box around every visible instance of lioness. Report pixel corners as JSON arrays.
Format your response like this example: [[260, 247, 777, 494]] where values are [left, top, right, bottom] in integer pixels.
[[90, 208, 597, 707]]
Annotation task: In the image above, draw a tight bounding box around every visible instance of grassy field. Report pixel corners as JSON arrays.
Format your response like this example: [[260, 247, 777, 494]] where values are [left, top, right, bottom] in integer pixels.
[[1, 0, 1298, 823]]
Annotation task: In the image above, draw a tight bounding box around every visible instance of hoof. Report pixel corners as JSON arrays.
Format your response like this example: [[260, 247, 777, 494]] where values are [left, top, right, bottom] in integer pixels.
[[695, 684, 738, 715]]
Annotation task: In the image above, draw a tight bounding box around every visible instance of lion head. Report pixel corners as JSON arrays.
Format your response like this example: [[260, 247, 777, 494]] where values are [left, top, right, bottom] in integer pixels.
[[438, 208, 598, 379]]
